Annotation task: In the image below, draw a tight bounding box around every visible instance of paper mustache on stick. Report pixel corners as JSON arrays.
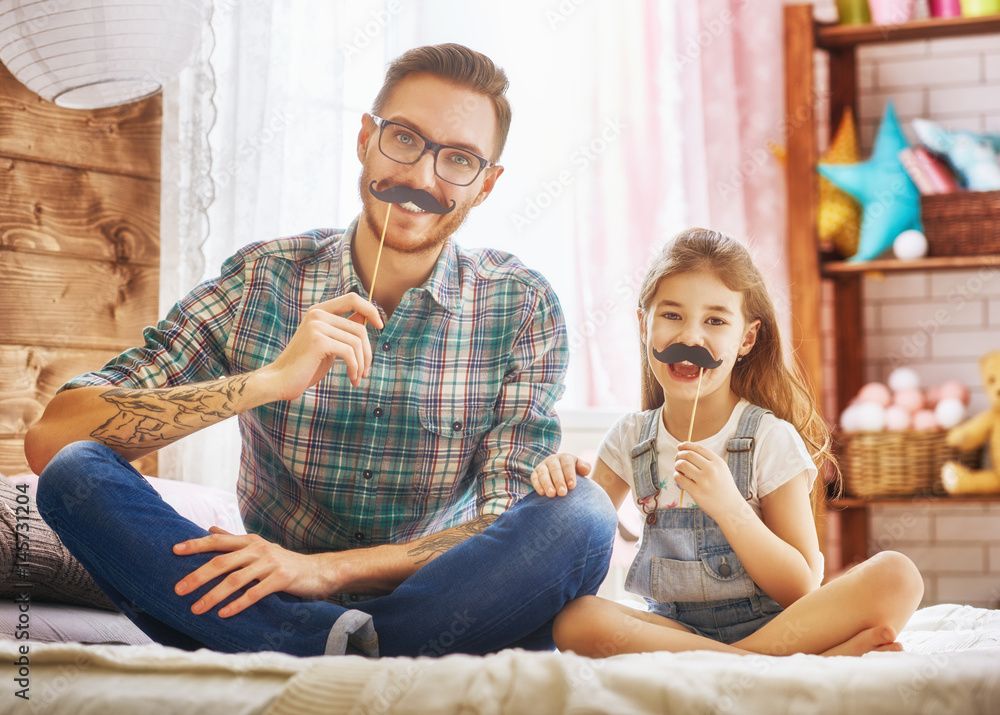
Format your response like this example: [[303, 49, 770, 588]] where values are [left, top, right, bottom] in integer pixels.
[[368, 181, 456, 214], [651, 343, 723, 369], [645, 343, 724, 520], [359, 181, 456, 322]]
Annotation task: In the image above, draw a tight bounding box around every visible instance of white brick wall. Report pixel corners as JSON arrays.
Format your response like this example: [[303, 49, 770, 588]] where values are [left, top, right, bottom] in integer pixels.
[[854, 34, 1000, 415], [867, 503, 1000, 608], [856, 37, 1000, 145], [813, 6, 1000, 607]]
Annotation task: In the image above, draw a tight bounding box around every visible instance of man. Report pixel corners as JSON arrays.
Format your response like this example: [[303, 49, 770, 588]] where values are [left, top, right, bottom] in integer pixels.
[[26, 43, 616, 657]]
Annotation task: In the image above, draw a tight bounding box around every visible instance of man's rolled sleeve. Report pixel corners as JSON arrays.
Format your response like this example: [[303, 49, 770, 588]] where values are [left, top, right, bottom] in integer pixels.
[[475, 283, 568, 517]]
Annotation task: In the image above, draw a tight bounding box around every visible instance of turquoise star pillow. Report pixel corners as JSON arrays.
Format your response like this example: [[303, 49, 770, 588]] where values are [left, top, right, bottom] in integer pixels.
[[818, 102, 922, 262]]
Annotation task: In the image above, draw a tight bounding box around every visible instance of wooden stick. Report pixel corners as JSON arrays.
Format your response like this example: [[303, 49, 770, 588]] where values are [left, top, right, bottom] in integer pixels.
[[686, 367, 704, 441], [368, 202, 391, 303], [363, 202, 391, 326], [679, 366, 704, 506]]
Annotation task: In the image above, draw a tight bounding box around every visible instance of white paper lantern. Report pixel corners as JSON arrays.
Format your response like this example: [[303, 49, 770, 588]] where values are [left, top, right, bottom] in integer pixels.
[[0, 0, 203, 110]]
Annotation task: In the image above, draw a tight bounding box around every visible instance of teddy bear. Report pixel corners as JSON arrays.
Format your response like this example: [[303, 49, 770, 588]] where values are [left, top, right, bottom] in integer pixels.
[[941, 349, 1000, 495]]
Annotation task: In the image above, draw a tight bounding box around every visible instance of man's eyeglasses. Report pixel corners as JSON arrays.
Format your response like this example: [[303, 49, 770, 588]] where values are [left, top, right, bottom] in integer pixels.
[[371, 115, 494, 187]]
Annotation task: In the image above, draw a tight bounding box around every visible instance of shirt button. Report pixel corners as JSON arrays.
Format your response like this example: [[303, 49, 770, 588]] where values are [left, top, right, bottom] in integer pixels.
[[349, 594, 359, 602], [373, 407, 383, 418], [382, 341, 391, 351], [718, 563, 732, 577], [452, 420, 463, 432], [354, 531, 365, 542], [362, 469, 373, 479]]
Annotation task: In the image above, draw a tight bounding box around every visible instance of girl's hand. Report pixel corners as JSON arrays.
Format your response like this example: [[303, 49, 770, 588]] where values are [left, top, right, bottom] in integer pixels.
[[673, 442, 745, 518], [530, 453, 591, 497]]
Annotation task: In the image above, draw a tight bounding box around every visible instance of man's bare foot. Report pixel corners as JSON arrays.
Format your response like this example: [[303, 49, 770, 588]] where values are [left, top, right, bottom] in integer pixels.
[[822, 626, 900, 656]]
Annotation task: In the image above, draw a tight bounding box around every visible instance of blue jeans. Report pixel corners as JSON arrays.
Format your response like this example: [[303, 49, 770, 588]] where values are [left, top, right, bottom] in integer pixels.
[[36, 442, 617, 657]]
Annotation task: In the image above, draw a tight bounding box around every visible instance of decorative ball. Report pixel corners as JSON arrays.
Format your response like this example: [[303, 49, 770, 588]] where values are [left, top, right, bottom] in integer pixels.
[[853, 402, 886, 431], [938, 380, 970, 406], [892, 387, 926, 413], [912, 409, 938, 431], [933, 398, 966, 430], [884, 405, 912, 431], [856, 382, 892, 407], [840, 405, 861, 432], [887, 367, 920, 392], [892, 229, 928, 260], [925, 384, 942, 407]]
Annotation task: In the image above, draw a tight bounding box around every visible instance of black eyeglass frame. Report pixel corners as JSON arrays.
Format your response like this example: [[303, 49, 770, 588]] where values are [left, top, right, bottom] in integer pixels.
[[370, 114, 495, 187]]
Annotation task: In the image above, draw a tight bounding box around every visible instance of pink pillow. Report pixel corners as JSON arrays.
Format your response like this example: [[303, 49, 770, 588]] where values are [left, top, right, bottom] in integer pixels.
[[9, 473, 244, 534]]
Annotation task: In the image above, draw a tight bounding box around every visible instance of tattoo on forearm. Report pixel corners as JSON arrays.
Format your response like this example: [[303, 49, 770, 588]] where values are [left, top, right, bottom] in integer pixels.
[[407, 514, 499, 564], [91, 376, 251, 448]]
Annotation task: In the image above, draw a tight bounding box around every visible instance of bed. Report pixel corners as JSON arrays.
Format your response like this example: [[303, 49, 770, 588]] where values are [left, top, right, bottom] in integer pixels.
[[2, 603, 999, 714], [3, 475, 1000, 714]]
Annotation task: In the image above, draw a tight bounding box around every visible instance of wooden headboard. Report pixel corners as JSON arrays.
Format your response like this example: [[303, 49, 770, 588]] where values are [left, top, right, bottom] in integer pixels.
[[0, 63, 161, 475]]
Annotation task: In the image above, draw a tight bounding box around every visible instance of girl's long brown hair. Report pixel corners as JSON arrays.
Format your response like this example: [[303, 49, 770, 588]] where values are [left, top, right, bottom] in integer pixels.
[[637, 228, 836, 478]]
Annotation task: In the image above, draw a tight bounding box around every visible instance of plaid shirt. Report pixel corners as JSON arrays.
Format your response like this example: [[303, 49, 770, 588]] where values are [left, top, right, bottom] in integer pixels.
[[63, 218, 568, 558]]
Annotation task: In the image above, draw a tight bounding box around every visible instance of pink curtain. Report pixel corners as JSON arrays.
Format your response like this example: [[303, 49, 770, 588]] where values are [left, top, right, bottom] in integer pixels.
[[576, 0, 791, 409], [676, 0, 792, 329], [566, 0, 681, 409]]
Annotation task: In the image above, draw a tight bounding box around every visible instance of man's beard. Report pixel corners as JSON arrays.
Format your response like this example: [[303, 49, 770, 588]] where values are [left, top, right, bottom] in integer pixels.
[[359, 169, 474, 255]]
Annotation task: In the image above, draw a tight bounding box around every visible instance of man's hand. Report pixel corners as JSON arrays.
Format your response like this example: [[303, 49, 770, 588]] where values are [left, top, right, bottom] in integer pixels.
[[173, 527, 343, 618], [530, 453, 591, 497], [673, 441, 745, 518], [255, 293, 385, 400]]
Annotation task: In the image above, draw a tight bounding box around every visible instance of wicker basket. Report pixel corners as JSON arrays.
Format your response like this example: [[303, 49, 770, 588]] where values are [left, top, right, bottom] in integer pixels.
[[837, 430, 982, 499], [920, 191, 1000, 257]]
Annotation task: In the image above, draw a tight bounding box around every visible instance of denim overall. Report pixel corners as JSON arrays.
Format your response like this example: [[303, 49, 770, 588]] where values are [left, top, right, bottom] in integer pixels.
[[623, 404, 783, 644]]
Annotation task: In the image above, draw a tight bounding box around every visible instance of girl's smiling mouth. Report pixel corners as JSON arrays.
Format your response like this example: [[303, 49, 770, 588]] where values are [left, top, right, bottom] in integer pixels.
[[667, 361, 707, 381]]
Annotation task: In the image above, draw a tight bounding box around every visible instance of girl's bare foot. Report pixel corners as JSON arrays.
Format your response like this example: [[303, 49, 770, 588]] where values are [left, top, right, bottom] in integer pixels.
[[821, 626, 900, 656]]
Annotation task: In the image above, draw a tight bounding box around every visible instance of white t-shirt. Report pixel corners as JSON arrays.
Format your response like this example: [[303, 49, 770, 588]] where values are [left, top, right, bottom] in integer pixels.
[[598, 399, 818, 518]]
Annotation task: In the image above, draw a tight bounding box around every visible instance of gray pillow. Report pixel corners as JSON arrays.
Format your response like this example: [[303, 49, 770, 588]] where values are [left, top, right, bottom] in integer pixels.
[[0, 600, 152, 645], [1, 476, 118, 611]]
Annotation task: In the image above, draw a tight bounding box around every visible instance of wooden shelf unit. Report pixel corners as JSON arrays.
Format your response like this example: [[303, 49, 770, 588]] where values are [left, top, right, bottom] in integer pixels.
[[815, 13, 1000, 47], [830, 494, 1000, 508], [783, 4, 1000, 572], [820, 254, 1000, 276]]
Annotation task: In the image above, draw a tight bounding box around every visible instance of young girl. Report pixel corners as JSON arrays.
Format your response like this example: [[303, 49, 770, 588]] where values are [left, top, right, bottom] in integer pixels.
[[532, 228, 923, 657]]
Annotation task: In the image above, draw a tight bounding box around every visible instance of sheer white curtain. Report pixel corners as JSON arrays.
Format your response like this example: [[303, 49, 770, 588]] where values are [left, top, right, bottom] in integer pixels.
[[159, 0, 351, 488], [158, 0, 788, 487]]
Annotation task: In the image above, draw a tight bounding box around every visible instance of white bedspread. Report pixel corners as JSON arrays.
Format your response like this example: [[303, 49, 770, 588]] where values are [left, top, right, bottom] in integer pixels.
[[3, 603, 999, 714]]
